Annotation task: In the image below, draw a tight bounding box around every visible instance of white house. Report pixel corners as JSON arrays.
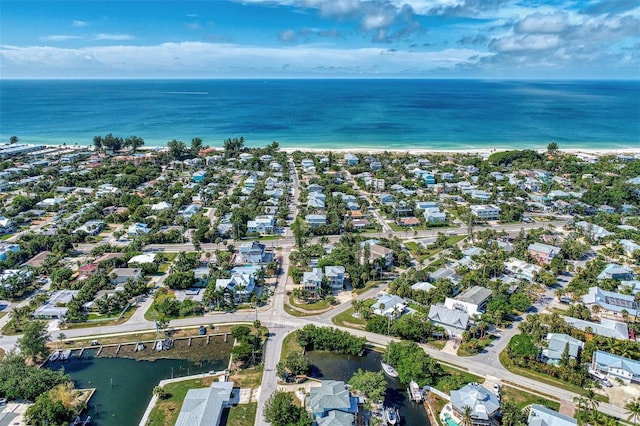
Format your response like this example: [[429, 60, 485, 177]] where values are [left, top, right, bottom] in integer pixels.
[[591, 350, 640, 384], [302, 268, 324, 294], [444, 286, 492, 316], [247, 215, 275, 235], [470, 204, 500, 220], [371, 294, 407, 317], [127, 222, 152, 236]]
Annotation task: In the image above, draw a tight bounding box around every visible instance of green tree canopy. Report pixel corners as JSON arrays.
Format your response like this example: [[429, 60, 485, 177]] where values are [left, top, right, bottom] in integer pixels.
[[348, 369, 386, 401], [263, 390, 311, 426], [17, 320, 51, 362]]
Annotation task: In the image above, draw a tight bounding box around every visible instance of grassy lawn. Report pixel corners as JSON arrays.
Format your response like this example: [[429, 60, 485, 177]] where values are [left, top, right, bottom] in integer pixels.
[[428, 340, 447, 350], [283, 304, 310, 317], [288, 294, 331, 311], [430, 394, 447, 426], [331, 307, 371, 330], [157, 263, 171, 273], [62, 306, 136, 330], [502, 384, 560, 411], [0, 347, 5, 359], [147, 376, 217, 425], [229, 365, 264, 388], [0, 312, 5, 319], [433, 366, 485, 393], [163, 253, 178, 261], [499, 349, 609, 402], [279, 331, 302, 361], [226, 402, 257, 426]]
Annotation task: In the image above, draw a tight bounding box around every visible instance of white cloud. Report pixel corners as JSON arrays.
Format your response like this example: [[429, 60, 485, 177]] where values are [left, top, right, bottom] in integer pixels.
[[516, 12, 568, 34], [94, 33, 134, 41], [491, 34, 562, 53], [0, 41, 487, 77], [72, 20, 88, 27], [279, 29, 297, 42], [39, 35, 83, 42]]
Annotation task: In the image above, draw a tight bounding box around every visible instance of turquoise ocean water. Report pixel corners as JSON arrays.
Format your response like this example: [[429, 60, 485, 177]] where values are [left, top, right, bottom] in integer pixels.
[[1, 79, 638, 150]]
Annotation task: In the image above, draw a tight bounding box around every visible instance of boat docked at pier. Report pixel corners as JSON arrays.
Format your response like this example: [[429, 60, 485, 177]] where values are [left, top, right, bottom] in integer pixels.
[[383, 405, 400, 425], [381, 361, 399, 378]]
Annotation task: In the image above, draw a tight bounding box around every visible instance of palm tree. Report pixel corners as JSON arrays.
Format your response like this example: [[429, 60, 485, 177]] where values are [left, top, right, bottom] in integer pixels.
[[585, 387, 599, 412], [625, 397, 640, 425], [461, 405, 473, 426]]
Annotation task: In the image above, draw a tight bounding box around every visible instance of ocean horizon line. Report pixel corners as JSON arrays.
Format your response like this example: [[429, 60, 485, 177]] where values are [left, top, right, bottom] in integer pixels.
[[2, 77, 640, 82]]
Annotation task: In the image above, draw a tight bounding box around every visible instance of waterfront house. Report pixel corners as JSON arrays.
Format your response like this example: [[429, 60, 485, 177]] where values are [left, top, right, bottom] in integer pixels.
[[175, 381, 234, 426], [450, 383, 500, 426], [541, 333, 583, 365], [428, 305, 469, 337], [528, 404, 577, 426], [591, 350, 640, 384], [344, 153, 359, 166], [33, 290, 80, 319], [306, 380, 358, 425]]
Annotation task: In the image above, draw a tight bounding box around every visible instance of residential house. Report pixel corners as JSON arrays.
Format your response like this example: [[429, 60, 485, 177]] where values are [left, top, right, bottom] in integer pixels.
[[591, 350, 640, 384], [33, 289, 80, 319], [504, 258, 541, 282], [411, 281, 435, 293], [110, 268, 143, 285], [306, 380, 358, 425], [36, 197, 65, 209], [127, 222, 152, 236], [415, 201, 438, 211], [371, 294, 407, 317], [563, 317, 629, 340], [243, 174, 257, 193], [306, 214, 327, 227], [151, 201, 172, 211], [444, 286, 492, 316], [238, 241, 270, 264], [78, 263, 99, 278], [528, 242, 561, 265], [621, 239, 640, 257], [0, 216, 16, 234], [216, 272, 255, 302], [450, 383, 501, 426], [302, 268, 324, 294], [527, 404, 577, 426], [325, 266, 346, 290], [599, 205, 616, 214], [308, 192, 327, 209], [344, 153, 359, 166], [428, 305, 469, 337], [424, 174, 436, 185], [470, 204, 500, 221], [378, 193, 395, 205], [247, 215, 275, 235], [128, 253, 156, 265], [582, 287, 638, 317], [597, 264, 634, 281], [430, 267, 460, 284], [179, 203, 201, 219], [397, 216, 420, 227], [74, 220, 105, 236], [301, 158, 315, 171], [366, 243, 394, 270], [175, 381, 234, 426], [575, 221, 613, 241], [470, 190, 491, 201], [424, 208, 446, 223], [192, 170, 206, 183], [541, 333, 583, 365]]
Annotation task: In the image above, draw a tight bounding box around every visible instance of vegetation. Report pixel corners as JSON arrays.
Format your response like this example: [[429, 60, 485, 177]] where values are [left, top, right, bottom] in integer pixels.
[[0, 352, 70, 401], [230, 323, 264, 368], [26, 383, 80, 426], [385, 341, 446, 386], [348, 369, 386, 402], [263, 390, 311, 426], [17, 320, 51, 362], [296, 324, 366, 356], [276, 349, 310, 379]]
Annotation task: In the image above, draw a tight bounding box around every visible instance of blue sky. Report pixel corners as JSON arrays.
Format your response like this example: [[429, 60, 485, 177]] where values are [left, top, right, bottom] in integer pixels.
[[1, 0, 638, 79]]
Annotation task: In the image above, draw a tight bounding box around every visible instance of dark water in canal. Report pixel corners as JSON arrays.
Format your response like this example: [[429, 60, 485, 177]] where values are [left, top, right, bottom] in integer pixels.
[[307, 350, 431, 426], [50, 348, 230, 426]]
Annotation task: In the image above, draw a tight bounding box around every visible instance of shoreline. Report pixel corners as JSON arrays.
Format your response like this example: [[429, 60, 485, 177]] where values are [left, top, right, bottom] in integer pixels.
[[14, 142, 640, 157]]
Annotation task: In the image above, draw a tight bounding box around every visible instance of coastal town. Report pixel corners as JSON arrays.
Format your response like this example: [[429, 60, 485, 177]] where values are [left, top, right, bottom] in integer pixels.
[[0, 137, 639, 426]]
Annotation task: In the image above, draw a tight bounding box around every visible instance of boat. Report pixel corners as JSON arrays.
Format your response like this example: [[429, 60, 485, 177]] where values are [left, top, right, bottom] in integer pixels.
[[383, 406, 400, 425], [381, 361, 399, 378], [49, 351, 60, 362], [60, 349, 72, 361], [408, 380, 423, 402]]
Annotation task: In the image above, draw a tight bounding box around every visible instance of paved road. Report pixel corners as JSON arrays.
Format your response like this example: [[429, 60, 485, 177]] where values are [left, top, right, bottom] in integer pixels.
[[4, 196, 620, 425]]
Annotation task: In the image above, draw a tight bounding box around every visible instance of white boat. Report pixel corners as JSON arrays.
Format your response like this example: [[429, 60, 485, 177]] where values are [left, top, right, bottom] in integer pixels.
[[60, 349, 72, 360], [381, 361, 399, 378], [383, 406, 400, 425], [409, 380, 423, 402], [49, 351, 60, 362]]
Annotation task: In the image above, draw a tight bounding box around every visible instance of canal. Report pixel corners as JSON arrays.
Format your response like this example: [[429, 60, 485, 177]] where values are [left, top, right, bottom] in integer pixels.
[[307, 350, 431, 426], [51, 345, 231, 426]]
